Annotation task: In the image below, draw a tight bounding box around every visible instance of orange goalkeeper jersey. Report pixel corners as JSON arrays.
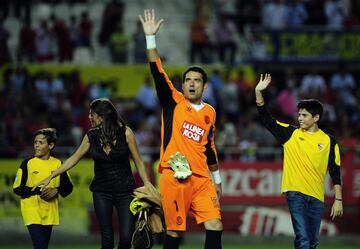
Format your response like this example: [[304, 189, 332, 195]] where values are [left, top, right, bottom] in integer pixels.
[[150, 58, 218, 177]]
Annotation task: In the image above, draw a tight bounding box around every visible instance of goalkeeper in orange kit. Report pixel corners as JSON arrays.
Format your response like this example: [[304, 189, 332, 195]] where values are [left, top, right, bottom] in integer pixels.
[[139, 9, 223, 249]]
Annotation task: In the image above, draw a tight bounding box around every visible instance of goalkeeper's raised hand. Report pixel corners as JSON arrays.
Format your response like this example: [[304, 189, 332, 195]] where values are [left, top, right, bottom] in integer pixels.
[[168, 152, 192, 180]]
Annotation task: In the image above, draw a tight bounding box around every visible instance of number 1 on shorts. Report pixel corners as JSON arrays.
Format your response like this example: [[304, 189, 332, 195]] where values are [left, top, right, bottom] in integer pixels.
[[173, 200, 178, 212]]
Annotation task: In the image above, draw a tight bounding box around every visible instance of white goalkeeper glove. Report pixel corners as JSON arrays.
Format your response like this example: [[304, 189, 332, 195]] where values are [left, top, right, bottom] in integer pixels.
[[168, 152, 192, 180]]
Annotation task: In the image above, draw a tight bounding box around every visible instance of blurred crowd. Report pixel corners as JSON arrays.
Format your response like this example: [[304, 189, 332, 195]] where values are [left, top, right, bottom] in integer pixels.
[[0, 0, 359, 161], [0, 0, 126, 65], [190, 0, 360, 65], [0, 64, 359, 162], [0, 0, 360, 65]]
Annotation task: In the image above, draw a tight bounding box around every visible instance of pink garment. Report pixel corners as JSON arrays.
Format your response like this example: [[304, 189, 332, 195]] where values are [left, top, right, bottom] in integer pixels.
[[276, 89, 296, 116]]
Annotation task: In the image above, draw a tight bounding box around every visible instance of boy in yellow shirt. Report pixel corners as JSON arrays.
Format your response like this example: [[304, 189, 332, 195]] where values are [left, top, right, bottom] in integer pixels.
[[255, 74, 343, 249], [13, 128, 73, 249]]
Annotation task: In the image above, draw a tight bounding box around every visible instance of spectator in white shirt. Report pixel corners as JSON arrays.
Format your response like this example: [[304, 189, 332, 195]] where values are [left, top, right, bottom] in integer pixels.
[[287, 0, 308, 26], [136, 76, 158, 115], [324, 0, 345, 29], [300, 68, 326, 98], [330, 66, 357, 108], [262, 0, 288, 29]]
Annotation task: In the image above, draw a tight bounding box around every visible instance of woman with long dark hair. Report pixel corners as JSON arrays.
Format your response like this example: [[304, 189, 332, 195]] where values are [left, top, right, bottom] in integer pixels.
[[33, 98, 151, 249]]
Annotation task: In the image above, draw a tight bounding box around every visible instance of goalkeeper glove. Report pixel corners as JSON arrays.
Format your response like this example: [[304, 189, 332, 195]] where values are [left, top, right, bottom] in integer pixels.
[[129, 197, 145, 215], [168, 152, 192, 180]]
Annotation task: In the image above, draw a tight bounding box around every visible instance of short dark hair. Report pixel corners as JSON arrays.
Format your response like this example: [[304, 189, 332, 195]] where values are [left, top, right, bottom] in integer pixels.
[[182, 66, 208, 84], [34, 128, 58, 148], [297, 99, 324, 121]]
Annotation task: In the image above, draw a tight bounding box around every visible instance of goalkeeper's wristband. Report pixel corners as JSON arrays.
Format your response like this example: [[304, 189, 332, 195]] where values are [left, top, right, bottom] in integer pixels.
[[211, 170, 222, 184], [146, 35, 156, 49]]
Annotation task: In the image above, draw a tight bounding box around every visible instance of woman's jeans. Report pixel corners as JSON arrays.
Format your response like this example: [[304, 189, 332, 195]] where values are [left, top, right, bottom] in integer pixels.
[[93, 191, 135, 249], [286, 191, 325, 249], [27, 224, 53, 249]]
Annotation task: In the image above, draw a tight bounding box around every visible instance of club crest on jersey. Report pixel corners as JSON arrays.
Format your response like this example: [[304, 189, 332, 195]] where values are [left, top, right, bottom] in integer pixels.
[[204, 115, 210, 124], [181, 121, 205, 143], [318, 143, 324, 150], [176, 216, 183, 225]]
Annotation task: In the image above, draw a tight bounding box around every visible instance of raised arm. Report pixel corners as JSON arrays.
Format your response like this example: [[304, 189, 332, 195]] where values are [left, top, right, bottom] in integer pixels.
[[254, 73, 272, 106], [139, 9, 164, 62], [32, 135, 90, 190], [139, 9, 181, 107], [255, 73, 295, 144]]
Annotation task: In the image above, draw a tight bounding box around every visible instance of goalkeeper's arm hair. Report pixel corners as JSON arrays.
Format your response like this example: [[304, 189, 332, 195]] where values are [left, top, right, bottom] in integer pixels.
[[208, 163, 219, 172]]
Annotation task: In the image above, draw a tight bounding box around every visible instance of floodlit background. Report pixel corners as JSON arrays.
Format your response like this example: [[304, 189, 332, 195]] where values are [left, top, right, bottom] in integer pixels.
[[0, 0, 359, 248]]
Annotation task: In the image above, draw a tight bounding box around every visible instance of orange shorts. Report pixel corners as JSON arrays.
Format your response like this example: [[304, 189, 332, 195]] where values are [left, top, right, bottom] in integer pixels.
[[159, 169, 221, 231]]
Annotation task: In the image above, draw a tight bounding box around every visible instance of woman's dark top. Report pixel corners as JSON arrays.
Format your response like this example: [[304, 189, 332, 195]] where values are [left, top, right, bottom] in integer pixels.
[[87, 127, 136, 193]]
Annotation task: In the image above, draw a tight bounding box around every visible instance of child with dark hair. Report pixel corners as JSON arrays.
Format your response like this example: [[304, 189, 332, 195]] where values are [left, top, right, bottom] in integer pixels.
[[297, 99, 324, 120], [13, 128, 73, 249], [255, 74, 343, 249]]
